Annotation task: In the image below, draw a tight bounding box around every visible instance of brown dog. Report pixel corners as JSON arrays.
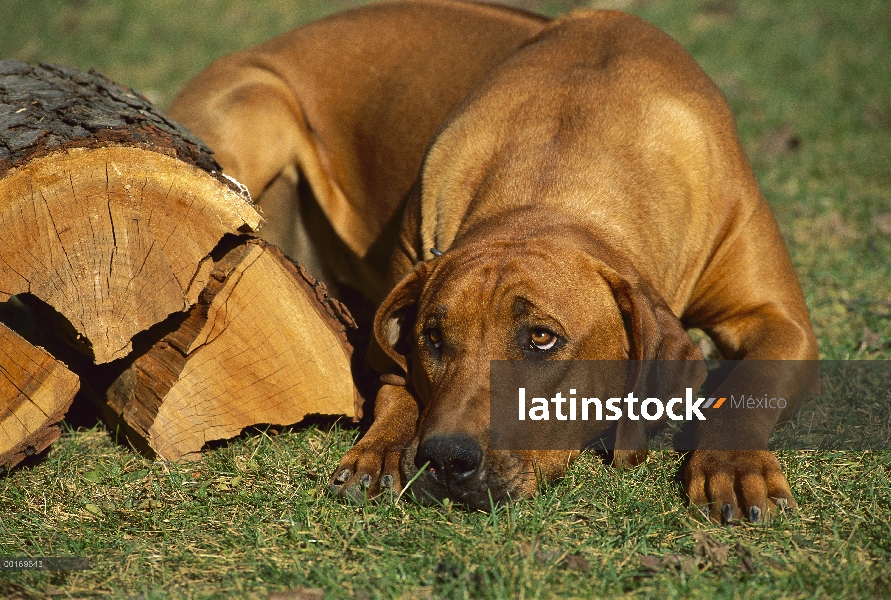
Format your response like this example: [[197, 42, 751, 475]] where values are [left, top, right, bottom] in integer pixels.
[[329, 10, 818, 522], [168, 0, 546, 307]]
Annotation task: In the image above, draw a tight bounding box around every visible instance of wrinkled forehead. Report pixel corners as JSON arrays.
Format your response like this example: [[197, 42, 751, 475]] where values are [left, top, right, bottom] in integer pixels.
[[416, 240, 616, 327]]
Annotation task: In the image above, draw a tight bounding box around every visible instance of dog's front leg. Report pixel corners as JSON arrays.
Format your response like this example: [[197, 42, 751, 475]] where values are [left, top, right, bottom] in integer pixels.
[[329, 382, 419, 501], [683, 310, 818, 523], [677, 196, 820, 523], [684, 448, 796, 524]]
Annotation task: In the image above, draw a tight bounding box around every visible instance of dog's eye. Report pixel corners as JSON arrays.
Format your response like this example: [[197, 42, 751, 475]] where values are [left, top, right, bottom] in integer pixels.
[[426, 328, 443, 350], [529, 328, 557, 351]]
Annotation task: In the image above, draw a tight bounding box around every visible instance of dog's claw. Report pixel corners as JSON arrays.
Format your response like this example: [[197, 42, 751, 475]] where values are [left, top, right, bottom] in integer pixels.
[[329, 441, 407, 503], [748, 505, 761, 523], [685, 450, 798, 526], [721, 503, 734, 523], [344, 483, 368, 504]]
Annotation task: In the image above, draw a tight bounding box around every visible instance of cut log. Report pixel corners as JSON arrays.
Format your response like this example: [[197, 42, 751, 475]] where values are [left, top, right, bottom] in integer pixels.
[[103, 237, 362, 460], [0, 321, 80, 473], [1, 60, 363, 465], [0, 59, 263, 364]]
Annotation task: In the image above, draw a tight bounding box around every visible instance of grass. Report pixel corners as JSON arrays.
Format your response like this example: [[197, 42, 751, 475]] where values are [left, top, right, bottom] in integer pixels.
[[3, 428, 890, 598], [1, 0, 890, 597]]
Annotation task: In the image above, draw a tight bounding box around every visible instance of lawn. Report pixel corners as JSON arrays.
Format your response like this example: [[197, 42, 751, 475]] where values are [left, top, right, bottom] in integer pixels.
[[1, 0, 890, 597]]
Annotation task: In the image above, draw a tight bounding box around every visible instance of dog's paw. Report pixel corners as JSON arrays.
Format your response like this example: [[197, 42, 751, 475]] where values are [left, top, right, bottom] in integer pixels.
[[684, 449, 797, 524], [328, 442, 404, 503]]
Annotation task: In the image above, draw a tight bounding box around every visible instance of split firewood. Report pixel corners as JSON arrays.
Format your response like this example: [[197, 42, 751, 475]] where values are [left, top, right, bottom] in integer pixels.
[[103, 237, 362, 460], [1, 60, 363, 465], [0, 59, 263, 364], [0, 321, 80, 472]]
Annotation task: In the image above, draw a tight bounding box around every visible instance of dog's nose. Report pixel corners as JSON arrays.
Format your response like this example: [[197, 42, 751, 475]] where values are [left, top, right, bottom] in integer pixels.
[[415, 435, 482, 484]]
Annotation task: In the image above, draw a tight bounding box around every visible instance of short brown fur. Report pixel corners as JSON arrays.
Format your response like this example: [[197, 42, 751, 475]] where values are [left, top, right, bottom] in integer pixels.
[[170, 2, 817, 522], [331, 10, 818, 521], [169, 0, 546, 304]]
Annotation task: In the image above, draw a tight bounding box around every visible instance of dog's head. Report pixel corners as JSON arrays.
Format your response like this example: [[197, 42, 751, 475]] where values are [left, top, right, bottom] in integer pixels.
[[373, 231, 701, 509]]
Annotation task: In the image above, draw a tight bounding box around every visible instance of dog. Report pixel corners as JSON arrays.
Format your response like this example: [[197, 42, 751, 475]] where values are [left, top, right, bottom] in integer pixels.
[[168, 0, 546, 311], [329, 9, 819, 523]]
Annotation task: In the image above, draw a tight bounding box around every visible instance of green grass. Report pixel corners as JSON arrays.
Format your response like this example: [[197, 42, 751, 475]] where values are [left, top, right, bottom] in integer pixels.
[[3, 428, 890, 598], [2, 0, 890, 597]]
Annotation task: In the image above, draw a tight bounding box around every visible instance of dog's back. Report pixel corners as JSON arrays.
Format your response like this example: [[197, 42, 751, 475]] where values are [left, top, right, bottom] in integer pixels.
[[169, 0, 546, 301], [409, 10, 765, 314]]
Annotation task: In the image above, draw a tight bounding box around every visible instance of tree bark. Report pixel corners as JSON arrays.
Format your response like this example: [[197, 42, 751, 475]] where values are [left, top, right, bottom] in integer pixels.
[[0, 59, 263, 364], [0, 60, 362, 464]]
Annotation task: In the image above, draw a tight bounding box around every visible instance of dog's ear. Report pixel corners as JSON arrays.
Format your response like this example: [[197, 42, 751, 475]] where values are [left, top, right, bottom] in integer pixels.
[[599, 266, 705, 467], [602, 266, 706, 399], [370, 262, 431, 375], [600, 267, 702, 363]]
